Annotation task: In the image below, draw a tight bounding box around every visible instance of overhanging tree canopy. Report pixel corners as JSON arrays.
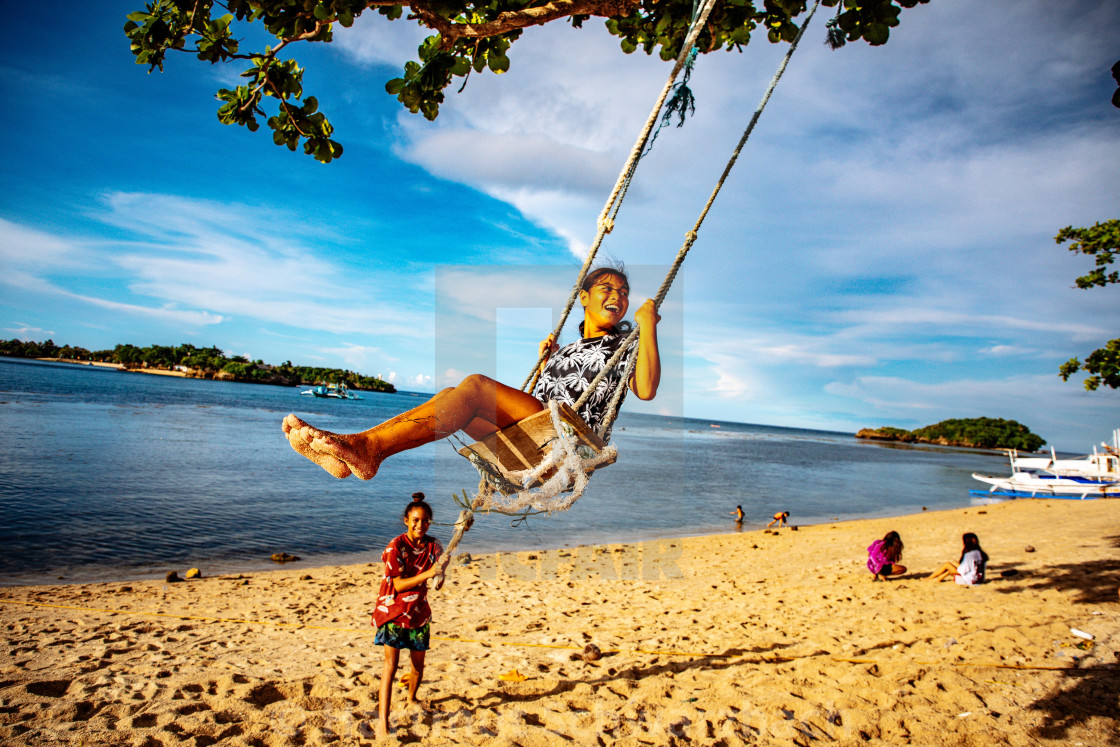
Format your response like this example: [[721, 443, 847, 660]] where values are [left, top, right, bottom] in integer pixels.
[[1056, 219, 1120, 391], [125, 0, 929, 162]]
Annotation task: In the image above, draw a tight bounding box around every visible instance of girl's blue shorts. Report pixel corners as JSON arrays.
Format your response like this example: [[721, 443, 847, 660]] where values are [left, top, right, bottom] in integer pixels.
[[374, 621, 430, 651]]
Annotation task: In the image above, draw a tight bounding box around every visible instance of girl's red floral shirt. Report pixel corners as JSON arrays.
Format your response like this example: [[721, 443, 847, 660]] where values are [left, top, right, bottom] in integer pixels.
[[372, 533, 443, 629]]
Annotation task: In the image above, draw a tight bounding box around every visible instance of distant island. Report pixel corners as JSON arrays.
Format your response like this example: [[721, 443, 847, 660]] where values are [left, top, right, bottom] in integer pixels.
[[856, 417, 1045, 451], [0, 339, 395, 393]]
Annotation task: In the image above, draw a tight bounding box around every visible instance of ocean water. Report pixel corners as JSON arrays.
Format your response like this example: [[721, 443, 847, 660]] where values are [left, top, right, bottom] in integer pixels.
[[0, 357, 1013, 585]]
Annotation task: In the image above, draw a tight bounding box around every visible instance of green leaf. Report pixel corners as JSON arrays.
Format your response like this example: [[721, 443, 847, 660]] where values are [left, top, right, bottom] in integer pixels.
[[864, 22, 889, 44], [487, 53, 509, 73]]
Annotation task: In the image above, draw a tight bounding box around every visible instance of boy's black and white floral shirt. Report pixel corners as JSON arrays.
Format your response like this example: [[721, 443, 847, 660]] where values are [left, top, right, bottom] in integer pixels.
[[532, 333, 635, 440]]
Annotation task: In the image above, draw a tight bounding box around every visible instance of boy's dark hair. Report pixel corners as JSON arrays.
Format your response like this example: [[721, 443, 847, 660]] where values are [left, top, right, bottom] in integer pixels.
[[403, 491, 433, 521], [581, 264, 630, 294]]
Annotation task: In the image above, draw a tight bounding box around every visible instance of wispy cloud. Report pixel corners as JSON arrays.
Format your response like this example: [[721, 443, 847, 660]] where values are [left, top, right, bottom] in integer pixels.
[[3, 322, 54, 338]]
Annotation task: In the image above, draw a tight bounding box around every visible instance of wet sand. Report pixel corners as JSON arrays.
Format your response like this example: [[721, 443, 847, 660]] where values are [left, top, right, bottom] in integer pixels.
[[2, 499, 1118, 745]]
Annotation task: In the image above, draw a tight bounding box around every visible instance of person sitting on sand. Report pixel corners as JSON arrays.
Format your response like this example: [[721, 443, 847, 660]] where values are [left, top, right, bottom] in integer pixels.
[[283, 266, 661, 481], [373, 494, 450, 739], [867, 530, 906, 580], [929, 532, 988, 585], [766, 511, 789, 529], [731, 505, 744, 523]]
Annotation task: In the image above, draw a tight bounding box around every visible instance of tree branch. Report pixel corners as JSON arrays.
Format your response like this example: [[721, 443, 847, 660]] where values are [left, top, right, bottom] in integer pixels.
[[409, 0, 642, 45]]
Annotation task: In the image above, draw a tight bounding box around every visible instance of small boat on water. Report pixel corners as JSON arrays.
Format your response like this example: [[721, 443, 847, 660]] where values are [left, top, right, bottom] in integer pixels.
[[299, 382, 362, 400], [970, 429, 1120, 499]]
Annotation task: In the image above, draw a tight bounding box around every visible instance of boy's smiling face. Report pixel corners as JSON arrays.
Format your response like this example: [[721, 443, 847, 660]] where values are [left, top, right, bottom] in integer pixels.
[[580, 273, 629, 335]]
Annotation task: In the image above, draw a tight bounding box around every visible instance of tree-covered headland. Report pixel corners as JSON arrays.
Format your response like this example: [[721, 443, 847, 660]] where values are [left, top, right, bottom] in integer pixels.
[[856, 418, 1045, 451], [0, 339, 395, 393]]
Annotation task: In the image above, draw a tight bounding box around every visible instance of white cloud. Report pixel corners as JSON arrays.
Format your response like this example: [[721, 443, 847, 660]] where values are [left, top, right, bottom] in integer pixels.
[[4, 323, 54, 338], [316, 343, 398, 373], [333, 13, 432, 69], [66, 293, 224, 327], [437, 367, 466, 388], [834, 307, 1108, 343], [400, 129, 617, 196], [979, 344, 1043, 358], [93, 192, 428, 338], [0, 218, 94, 269], [404, 373, 432, 390]]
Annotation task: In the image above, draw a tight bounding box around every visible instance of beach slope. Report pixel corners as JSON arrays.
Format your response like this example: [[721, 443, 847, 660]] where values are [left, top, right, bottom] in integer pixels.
[[2, 499, 1118, 745]]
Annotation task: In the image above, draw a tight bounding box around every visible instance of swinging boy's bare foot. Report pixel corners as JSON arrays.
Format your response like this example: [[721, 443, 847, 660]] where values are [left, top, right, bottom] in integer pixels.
[[282, 414, 383, 480], [283, 415, 351, 477]]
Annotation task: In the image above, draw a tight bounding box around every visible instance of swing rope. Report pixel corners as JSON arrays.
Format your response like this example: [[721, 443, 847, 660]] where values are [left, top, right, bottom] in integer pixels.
[[578, 0, 824, 439], [437, 0, 824, 582], [520, 0, 721, 395]]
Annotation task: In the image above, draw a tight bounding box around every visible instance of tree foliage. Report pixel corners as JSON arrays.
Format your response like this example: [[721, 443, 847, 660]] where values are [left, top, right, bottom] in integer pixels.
[[1112, 58, 1120, 109], [124, 0, 930, 161], [1055, 219, 1119, 390], [0, 339, 396, 392], [857, 418, 1045, 451], [1056, 219, 1120, 289]]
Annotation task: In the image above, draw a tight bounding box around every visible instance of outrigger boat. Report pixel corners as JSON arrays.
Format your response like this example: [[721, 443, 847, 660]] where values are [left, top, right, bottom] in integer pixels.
[[970, 429, 1120, 499], [299, 382, 362, 400]]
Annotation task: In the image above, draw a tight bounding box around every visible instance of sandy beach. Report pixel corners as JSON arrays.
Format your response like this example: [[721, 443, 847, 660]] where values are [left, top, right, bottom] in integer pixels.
[[2, 499, 1117, 745]]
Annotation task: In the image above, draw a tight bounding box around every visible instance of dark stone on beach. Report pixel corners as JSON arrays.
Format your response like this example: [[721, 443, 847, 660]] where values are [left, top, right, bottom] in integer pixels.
[[1025, 546, 1035, 553], [300, 574, 312, 581], [119, 586, 132, 593], [458, 553, 472, 565], [582, 644, 602, 662], [475, 624, 489, 632], [270, 552, 300, 563], [791, 526, 799, 531], [1000, 569, 1019, 578], [165, 571, 182, 583]]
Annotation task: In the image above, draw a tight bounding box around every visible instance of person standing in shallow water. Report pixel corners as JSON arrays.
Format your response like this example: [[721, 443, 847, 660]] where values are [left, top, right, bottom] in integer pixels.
[[373, 494, 449, 739], [283, 266, 661, 481]]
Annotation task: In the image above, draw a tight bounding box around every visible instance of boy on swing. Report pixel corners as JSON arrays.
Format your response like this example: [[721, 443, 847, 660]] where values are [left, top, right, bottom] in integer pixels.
[[284, 266, 661, 480]]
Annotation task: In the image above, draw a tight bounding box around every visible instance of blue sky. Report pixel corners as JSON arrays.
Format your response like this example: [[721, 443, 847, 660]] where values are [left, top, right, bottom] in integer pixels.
[[1, 1, 1117, 450]]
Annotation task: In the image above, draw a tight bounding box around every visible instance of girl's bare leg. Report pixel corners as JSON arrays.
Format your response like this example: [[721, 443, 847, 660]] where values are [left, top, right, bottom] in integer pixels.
[[928, 561, 958, 581], [378, 645, 400, 739], [283, 374, 544, 480], [406, 650, 426, 706]]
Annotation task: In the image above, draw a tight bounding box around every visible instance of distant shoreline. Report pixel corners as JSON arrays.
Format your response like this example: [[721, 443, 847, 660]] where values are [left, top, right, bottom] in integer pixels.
[[28, 357, 373, 390], [37, 357, 191, 377]]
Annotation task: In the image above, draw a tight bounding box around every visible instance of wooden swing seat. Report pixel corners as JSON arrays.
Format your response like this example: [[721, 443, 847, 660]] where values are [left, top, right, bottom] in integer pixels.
[[458, 402, 615, 487]]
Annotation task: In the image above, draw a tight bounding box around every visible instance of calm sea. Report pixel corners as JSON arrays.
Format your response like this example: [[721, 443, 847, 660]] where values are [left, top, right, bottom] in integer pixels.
[[0, 357, 1012, 585]]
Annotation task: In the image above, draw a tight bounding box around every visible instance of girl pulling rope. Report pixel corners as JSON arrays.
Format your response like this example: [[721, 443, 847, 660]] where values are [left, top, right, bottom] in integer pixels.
[[283, 266, 662, 481]]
